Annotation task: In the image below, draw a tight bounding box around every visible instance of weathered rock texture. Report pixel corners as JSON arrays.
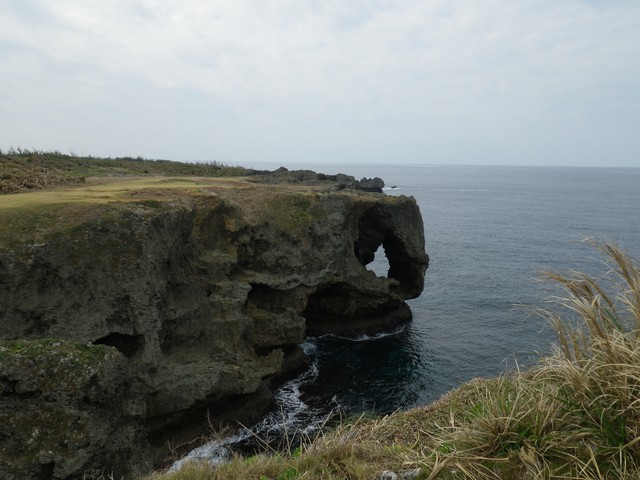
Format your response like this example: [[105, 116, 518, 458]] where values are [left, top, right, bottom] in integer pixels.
[[0, 176, 427, 479], [0, 339, 147, 479]]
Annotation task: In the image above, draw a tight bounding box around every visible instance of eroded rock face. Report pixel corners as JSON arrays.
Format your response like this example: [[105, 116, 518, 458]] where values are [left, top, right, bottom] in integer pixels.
[[0, 339, 148, 480], [0, 181, 427, 478]]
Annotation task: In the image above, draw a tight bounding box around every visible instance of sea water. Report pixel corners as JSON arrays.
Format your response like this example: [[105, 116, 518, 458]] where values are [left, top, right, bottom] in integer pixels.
[[176, 165, 640, 466]]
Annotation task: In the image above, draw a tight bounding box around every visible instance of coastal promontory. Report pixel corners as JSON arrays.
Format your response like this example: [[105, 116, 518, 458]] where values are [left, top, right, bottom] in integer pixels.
[[0, 157, 428, 479]]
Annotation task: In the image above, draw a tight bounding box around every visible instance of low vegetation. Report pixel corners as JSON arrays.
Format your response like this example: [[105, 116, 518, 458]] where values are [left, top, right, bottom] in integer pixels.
[[145, 241, 640, 479], [0, 148, 247, 194]]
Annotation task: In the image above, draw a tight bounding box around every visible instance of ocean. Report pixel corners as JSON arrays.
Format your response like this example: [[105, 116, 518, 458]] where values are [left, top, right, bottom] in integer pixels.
[[175, 164, 640, 466]]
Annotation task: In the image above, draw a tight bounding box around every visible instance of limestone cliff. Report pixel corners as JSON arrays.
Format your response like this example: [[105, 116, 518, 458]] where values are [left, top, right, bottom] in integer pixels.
[[0, 174, 428, 479]]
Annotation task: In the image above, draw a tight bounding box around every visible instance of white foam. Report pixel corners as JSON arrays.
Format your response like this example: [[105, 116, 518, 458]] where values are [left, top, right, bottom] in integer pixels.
[[168, 431, 249, 471], [316, 324, 408, 342], [170, 360, 327, 471], [251, 362, 321, 439]]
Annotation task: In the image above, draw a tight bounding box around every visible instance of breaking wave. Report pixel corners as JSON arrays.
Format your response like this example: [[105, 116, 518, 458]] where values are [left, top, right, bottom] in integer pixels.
[[171, 353, 338, 471]]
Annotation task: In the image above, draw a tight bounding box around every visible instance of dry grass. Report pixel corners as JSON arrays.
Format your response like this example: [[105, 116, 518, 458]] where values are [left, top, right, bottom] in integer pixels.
[[0, 176, 252, 210], [0, 149, 246, 194], [144, 241, 640, 480], [0, 176, 256, 250]]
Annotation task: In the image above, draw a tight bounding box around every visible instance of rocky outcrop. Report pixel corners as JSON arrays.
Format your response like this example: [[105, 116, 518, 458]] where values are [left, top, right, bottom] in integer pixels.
[[0, 340, 148, 479], [0, 176, 427, 479], [248, 167, 386, 192]]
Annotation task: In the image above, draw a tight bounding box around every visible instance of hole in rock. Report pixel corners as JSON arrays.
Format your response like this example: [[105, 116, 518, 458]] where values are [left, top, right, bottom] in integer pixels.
[[353, 205, 424, 298], [246, 283, 289, 313], [354, 207, 395, 280], [304, 283, 355, 320], [366, 244, 391, 278], [94, 333, 143, 358]]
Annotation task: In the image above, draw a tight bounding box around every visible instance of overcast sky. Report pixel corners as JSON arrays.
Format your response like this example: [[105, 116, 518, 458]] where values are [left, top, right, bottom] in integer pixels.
[[1, 1, 638, 167]]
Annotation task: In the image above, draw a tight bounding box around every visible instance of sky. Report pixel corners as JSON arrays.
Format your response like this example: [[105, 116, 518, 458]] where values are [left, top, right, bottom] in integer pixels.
[[0, 1, 638, 167]]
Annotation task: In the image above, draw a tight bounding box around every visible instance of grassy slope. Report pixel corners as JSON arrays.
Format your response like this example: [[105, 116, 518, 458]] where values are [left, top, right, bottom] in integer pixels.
[[145, 242, 640, 480], [0, 173, 252, 250], [0, 151, 380, 250], [0, 152, 306, 249], [0, 151, 251, 249], [0, 177, 242, 209], [0, 149, 247, 194]]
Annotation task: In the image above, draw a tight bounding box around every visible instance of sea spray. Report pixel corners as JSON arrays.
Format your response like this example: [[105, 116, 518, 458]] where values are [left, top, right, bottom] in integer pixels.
[[170, 345, 337, 470]]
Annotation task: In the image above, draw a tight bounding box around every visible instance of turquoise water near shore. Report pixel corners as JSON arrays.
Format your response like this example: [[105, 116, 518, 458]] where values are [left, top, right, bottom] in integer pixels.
[[178, 165, 640, 464]]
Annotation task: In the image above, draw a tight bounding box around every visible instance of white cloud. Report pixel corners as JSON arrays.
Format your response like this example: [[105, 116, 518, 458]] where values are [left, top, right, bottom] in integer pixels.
[[0, 0, 638, 165]]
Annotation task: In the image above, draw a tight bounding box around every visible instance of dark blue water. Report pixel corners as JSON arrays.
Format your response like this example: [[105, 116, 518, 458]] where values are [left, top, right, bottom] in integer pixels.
[[176, 165, 640, 466], [317, 165, 640, 408]]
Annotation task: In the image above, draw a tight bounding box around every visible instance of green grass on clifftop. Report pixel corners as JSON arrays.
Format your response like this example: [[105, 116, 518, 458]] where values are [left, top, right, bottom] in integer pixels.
[[0, 149, 247, 194], [0, 177, 216, 250], [145, 241, 640, 480]]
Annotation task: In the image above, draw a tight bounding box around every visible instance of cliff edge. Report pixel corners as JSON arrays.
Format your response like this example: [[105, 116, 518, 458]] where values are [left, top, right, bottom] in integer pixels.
[[0, 173, 428, 479]]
